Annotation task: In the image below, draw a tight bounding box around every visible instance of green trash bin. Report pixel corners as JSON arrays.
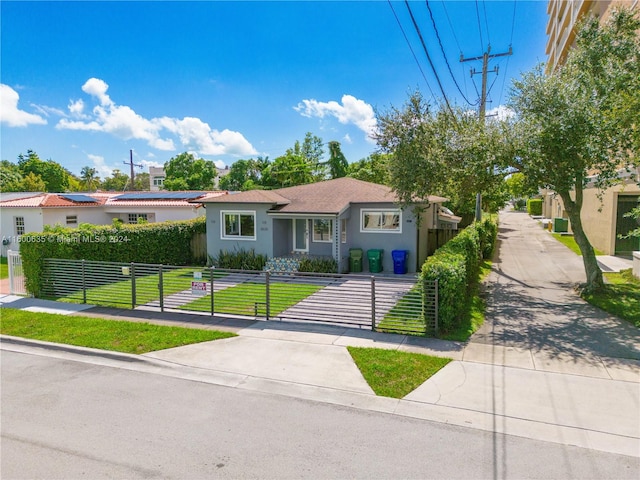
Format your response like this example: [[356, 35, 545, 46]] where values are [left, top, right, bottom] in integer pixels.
[[553, 217, 569, 233], [367, 249, 384, 273], [349, 248, 363, 273]]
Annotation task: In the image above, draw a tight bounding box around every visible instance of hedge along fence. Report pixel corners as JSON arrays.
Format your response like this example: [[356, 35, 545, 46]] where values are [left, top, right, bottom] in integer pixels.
[[420, 217, 497, 333], [527, 198, 543, 216], [20, 217, 206, 297]]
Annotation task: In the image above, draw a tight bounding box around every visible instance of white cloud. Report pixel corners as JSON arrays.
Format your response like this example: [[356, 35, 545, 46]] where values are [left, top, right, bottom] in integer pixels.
[[87, 153, 113, 178], [57, 78, 257, 156], [0, 84, 47, 127], [487, 105, 516, 121], [295, 94, 377, 142], [343, 133, 352, 144]]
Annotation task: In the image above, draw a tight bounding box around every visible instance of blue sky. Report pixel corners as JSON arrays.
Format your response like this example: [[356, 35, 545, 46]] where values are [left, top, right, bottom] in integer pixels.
[[1, 1, 549, 180]]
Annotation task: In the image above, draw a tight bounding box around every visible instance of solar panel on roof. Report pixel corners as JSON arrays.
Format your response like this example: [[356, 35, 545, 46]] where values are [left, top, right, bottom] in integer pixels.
[[113, 192, 206, 201], [60, 194, 98, 203]]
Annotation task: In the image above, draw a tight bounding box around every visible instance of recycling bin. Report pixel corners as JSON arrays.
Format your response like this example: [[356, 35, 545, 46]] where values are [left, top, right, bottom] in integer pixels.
[[367, 249, 384, 273], [553, 217, 569, 233], [349, 248, 363, 273], [392, 250, 409, 274]]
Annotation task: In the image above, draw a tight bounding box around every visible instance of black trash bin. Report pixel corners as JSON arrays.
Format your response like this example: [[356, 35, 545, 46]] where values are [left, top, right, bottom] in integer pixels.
[[392, 250, 409, 274], [367, 249, 384, 273], [349, 248, 363, 273]]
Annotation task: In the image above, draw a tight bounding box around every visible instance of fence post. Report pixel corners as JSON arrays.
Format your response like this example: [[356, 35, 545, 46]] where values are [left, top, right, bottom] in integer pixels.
[[434, 278, 439, 335], [131, 262, 136, 309], [158, 265, 164, 313], [265, 271, 270, 321], [81, 259, 86, 304], [210, 266, 215, 316], [370, 276, 376, 331]]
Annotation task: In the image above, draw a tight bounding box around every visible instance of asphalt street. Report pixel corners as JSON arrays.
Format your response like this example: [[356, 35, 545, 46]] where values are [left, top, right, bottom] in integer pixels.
[[3, 350, 639, 480]]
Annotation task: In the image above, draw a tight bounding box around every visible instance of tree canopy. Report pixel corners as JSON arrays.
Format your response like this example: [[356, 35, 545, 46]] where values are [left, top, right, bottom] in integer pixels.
[[163, 152, 217, 191]]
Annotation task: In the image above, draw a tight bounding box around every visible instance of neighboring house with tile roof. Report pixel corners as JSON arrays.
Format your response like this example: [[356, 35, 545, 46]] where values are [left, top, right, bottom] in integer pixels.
[[0, 191, 226, 254], [197, 177, 460, 273]]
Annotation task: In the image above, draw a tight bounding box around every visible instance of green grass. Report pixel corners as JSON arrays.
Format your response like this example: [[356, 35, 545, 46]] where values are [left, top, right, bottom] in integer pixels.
[[347, 346, 451, 398], [49, 268, 225, 308], [377, 286, 426, 335], [439, 260, 492, 342], [180, 281, 322, 316], [552, 233, 604, 256], [0, 308, 236, 353], [0, 256, 8, 280], [581, 269, 640, 327]]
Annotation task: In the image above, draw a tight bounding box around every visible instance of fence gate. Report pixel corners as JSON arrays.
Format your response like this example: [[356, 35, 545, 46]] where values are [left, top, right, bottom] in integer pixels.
[[7, 250, 27, 295]]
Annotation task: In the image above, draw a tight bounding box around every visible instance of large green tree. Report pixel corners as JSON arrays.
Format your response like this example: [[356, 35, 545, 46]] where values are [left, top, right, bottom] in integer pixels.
[[325, 141, 348, 179], [163, 152, 217, 191], [0, 160, 23, 192], [219, 157, 272, 191], [102, 169, 129, 191], [17, 150, 70, 192], [347, 153, 390, 185], [80, 166, 100, 192], [509, 8, 640, 292]]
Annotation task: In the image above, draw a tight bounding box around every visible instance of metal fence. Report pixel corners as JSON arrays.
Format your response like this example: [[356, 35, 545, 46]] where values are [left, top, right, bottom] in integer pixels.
[[40, 258, 439, 335], [7, 250, 26, 295]]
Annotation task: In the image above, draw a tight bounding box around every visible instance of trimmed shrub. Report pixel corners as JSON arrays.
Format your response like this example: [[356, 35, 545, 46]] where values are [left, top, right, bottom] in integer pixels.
[[210, 248, 267, 271], [476, 218, 498, 260], [20, 217, 205, 296], [298, 256, 338, 273], [421, 252, 466, 332], [527, 198, 543, 216]]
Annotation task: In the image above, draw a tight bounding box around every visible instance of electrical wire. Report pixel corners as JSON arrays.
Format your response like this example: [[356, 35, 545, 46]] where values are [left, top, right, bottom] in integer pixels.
[[482, 0, 491, 48], [404, 0, 454, 114], [497, 0, 517, 107], [387, 0, 437, 102], [425, 0, 477, 106], [475, 0, 485, 51]]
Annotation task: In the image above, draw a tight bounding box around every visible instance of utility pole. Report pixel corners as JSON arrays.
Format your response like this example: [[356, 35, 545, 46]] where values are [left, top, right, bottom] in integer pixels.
[[460, 45, 513, 221], [123, 149, 143, 191]]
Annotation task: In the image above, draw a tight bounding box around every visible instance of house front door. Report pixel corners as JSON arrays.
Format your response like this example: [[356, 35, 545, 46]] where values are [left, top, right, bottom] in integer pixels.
[[293, 219, 308, 252]]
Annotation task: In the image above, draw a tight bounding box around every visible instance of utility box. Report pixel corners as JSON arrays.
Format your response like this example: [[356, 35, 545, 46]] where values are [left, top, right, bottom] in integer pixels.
[[553, 217, 569, 233], [367, 249, 384, 273], [349, 248, 363, 273], [392, 250, 409, 274]]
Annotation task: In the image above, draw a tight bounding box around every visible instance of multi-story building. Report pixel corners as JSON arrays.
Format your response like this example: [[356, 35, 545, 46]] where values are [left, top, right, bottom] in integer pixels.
[[543, 0, 639, 256]]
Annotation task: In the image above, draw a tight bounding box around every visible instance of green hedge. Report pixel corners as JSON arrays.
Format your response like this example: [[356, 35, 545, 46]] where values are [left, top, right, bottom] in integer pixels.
[[20, 217, 205, 297], [527, 198, 543, 216], [209, 248, 267, 270], [420, 218, 496, 332]]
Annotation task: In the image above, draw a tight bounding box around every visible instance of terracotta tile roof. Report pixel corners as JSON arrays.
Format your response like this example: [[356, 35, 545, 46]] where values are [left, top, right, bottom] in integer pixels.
[[197, 177, 448, 214]]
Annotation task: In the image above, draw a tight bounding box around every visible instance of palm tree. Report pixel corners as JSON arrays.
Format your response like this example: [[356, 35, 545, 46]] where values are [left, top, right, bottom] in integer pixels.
[[80, 166, 100, 191]]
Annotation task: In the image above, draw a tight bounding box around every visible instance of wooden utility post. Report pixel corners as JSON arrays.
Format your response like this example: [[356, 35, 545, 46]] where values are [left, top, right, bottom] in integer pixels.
[[460, 45, 512, 221], [123, 149, 143, 191]]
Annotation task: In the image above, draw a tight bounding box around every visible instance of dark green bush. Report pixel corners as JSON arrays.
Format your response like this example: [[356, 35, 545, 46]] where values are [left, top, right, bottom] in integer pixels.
[[20, 217, 205, 296], [476, 218, 498, 260], [298, 256, 338, 273], [527, 198, 543, 216], [210, 248, 267, 271]]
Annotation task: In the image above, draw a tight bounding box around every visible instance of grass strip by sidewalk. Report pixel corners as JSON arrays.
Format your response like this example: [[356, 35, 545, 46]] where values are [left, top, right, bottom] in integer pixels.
[[0, 256, 7, 280], [551, 233, 604, 256], [0, 308, 236, 354], [348, 346, 451, 398], [581, 269, 640, 327]]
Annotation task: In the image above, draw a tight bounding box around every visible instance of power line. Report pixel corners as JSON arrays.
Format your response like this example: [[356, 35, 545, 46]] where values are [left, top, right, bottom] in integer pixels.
[[440, 1, 462, 53], [404, 0, 454, 114], [482, 0, 492, 48], [387, 0, 436, 102], [474, 0, 485, 51], [497, 0, 518, 106], [425, 0, 477, 106]]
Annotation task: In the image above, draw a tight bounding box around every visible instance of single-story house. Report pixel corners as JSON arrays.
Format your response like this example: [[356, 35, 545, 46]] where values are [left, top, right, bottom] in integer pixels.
[[196, 177, 460, 273], [0, 190, 226, 254]]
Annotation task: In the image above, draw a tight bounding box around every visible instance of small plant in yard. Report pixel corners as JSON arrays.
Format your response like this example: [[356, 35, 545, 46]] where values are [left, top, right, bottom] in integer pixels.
[[297, 256, 338, 273], [0, 308, 236, 353], [581, 269, 640, 327], [347, 346, 451, 398], [209, 248, 267, 270]]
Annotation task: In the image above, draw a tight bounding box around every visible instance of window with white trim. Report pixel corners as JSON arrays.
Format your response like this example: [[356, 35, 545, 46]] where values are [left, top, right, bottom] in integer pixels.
[[14, 217, 25, 236], [312, 219, 332, 242], [153, 177, 164, 187], [221, 211, 256, 239], [128, 213, 148, 224], [360, 209, 401, 233], [341, 219, 347, 243]]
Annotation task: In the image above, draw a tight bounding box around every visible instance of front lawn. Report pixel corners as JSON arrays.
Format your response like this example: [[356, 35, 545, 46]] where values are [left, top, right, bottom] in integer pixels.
[[348, 346, 451, 398], [180, 281, 322, 316], [581, 269, 640, 327], [552, 233, 604, 256], [0, 256, 8, 280], [0, 308, 235, 353]]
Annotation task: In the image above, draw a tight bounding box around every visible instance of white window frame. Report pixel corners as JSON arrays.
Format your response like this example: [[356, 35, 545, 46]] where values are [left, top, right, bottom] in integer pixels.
[[128, 213, 148, 224], [312, 219, 332, 243], [360, 208, 402, 234], [14, 216, 25, 236], [221, 210, 256, 240], [153, 177, 164, 186], [341, 218, 347, 243]]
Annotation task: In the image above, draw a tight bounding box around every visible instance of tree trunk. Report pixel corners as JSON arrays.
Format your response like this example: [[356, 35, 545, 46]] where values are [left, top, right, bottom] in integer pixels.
[[558, 189, 604, 292]]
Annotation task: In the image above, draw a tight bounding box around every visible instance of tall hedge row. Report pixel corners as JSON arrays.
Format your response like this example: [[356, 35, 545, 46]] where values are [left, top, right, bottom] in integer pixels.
[[20, 217, 205, 296], [420, 217, 497, 332], [526, 198, 543, 216]]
